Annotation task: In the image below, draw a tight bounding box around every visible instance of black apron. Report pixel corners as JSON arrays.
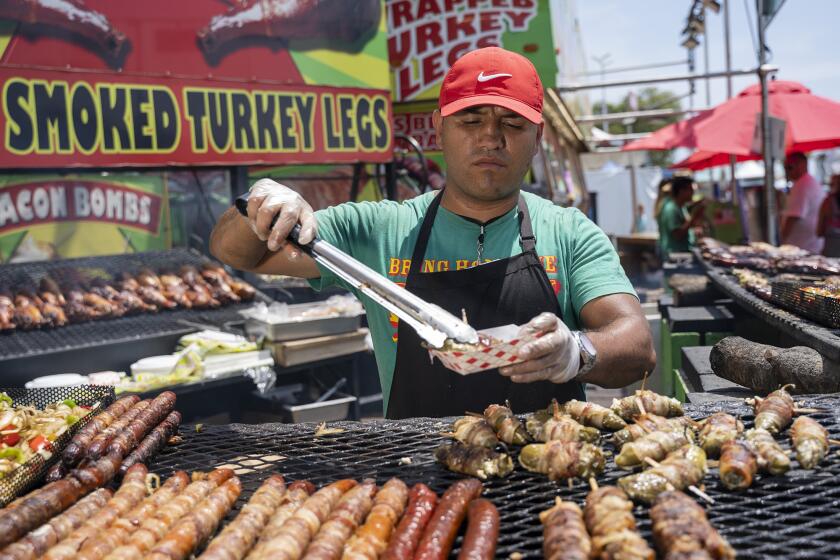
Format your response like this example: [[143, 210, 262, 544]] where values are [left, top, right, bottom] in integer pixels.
[[386, 191, 585, 419]]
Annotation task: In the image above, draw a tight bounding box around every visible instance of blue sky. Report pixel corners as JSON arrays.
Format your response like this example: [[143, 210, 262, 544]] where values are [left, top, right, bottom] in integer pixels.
[[575, 0, 839, 110]]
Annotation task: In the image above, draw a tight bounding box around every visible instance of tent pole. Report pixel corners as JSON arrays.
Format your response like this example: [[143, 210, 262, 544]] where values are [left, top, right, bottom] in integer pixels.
[[757, 0, 776, 245]]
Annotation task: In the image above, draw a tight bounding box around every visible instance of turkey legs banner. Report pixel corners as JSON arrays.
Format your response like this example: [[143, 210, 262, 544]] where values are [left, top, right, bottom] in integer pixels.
[[0, 0, 392, 168]]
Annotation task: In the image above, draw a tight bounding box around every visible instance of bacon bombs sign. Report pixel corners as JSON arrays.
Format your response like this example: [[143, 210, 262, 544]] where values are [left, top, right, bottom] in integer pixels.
[[0, 0, 392, 168], [387, 0, 557, 102]]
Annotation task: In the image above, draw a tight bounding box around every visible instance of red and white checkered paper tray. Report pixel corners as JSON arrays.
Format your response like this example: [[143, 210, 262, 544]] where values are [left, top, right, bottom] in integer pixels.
[[428, 324, 543, 375]]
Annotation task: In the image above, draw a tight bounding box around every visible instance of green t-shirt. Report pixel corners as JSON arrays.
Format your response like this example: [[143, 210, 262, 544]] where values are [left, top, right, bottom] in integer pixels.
[[309, 191, 636, 411], [657, 197, 694, 256]]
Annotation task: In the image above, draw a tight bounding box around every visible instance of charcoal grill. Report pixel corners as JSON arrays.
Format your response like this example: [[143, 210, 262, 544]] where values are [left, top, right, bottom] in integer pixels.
[[149, 395, 840, 559], [0, 249, 267, 383], [695, 249, 840, 364]]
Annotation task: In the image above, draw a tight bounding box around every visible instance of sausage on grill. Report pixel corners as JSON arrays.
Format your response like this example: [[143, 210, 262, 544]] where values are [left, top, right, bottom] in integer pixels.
[[146, 477, 242, 560], [63, 396, 140, 467], [198, 475, 287, 560], [302, 480, 377, 560], [414, 478, 483, 560], [456, 499, 499, 560], [0, 488, 111, 560], [341, 478, 408, 560], [105, 391, 176, 458], [85, 400, 151, 460], [381, 483, 437, 560], [118, 411, 181, 477]]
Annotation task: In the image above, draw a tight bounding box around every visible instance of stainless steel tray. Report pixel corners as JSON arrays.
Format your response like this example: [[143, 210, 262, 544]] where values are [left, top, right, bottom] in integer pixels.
[[242, 303, 363, 341]]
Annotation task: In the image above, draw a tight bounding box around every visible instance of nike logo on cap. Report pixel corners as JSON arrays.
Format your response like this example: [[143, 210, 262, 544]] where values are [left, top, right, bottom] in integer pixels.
[[477, 71, 512, 82]]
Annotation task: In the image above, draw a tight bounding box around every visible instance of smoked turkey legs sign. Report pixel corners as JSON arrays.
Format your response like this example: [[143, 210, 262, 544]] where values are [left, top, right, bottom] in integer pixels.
[[0, 0, 392, 168]]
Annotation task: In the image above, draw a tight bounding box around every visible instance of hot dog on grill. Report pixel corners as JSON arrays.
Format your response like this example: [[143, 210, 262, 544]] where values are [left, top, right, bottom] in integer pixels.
[[118, 411, 181, 477], [63, 396, 140, 467], [456, 499, 499, 560], [414, 478, 483, 560], [381, 483, 437, 560], [0, 478, 85, 549]]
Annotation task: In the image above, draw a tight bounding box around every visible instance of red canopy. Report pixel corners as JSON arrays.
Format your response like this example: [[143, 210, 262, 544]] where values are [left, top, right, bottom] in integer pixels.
[[623, 81, 840, 169], [670, 151, 758, 171]]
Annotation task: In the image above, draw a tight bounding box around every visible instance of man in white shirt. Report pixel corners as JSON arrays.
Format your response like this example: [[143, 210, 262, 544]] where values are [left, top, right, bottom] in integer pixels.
[[781, 152, 824, 253]]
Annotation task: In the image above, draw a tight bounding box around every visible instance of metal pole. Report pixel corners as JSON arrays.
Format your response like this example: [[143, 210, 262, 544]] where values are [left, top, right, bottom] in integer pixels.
[[703, 7, 711, 106], [724, 0, 737, 195], [757, 1, 776, 244], [557, 67, 760, 92]]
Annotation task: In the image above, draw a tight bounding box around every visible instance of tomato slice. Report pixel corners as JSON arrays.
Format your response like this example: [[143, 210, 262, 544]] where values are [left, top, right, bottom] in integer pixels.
[[28, 434, 51, 453]]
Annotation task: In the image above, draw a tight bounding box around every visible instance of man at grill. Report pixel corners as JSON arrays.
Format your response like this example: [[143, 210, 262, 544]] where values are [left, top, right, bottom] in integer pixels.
[[210, 47, 656, 419]]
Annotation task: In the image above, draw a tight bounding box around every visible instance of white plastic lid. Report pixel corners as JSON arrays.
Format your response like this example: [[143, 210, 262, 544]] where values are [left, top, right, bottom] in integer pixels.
[[25, 373, 87, 388]]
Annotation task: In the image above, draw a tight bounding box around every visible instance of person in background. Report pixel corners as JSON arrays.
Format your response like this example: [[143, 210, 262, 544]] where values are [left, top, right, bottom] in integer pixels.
[[781, 152, 824, 253], [653, 178, 672, 222], [656, 176, 705, 258], [634, 203, 650, 233], [817, 174, 840, 257]]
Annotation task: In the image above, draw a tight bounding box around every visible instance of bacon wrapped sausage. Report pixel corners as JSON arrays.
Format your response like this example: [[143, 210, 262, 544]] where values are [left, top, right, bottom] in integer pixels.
[[0, 478, 85, 549], [563, 399, 626, 430], [146, 477, 242, 560], [63, 396, 140, 467], [245, 479, 356, 560], [618, 445, 708, 504], [102, 468, 234, 559], [611, 414, 697, 448], [0, 488, 111, 560], [341, 478, 408, 560], [483, 403, 530, 445], [444, 417, 498, 449], [76, 471, 190, 560], [42, 464, 150, 560], [85, 400, 151, 460], [583, 486, 655, 560], [611, 390, 684, 422], [519, 441, 605, 481], [752, 385, 795, 435], [118, 411, 181, 477], [719, 440, 758, 491], [248, 480, 316, 558], [698, 412, 744, 458], [540, 498, 590, 560], [415, 478, 482, 560], [616, 428, 694, 470], [302, 480, 377, 560], [650, 490, 735, 560], [525, 406, 553, 440], [381, 483, 437, 560], [744, 428, 790, 476], [199, 475, 287, 560], [790, 416, 829, 469], [456, 499, 499, 560], [434, 443, 513, 480]]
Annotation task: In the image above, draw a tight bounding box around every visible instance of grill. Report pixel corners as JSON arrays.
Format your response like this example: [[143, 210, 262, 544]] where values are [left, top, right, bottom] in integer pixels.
[[695, 250, 840, 363], [149, 396, 840, 559], [0, 249, 266, 380]]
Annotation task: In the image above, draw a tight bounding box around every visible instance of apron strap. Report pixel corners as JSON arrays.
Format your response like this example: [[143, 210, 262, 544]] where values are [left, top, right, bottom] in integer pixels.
[[409, 191, 537, 277]]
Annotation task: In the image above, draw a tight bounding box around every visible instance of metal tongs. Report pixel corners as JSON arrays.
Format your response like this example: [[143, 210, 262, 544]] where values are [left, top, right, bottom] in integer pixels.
[[235, 199, 479, 349]]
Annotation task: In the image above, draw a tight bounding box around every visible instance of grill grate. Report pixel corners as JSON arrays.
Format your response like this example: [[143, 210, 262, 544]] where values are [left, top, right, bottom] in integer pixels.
[[149, 395, 840, 559], [0, 249, 263, 360]]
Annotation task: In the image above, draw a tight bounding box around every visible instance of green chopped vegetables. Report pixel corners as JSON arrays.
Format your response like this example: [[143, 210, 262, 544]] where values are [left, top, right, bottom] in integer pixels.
[[61, 398, 77, 408], [0, 393, 12, 406]]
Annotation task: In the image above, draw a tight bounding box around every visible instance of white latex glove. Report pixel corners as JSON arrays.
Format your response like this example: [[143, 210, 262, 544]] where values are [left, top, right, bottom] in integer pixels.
[[499, 312, 581, 384], [245, 178, 317, 251]]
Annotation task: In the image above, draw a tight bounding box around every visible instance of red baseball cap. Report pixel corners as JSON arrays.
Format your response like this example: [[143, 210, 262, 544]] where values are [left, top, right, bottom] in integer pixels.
[[439, 47, 543, 124]]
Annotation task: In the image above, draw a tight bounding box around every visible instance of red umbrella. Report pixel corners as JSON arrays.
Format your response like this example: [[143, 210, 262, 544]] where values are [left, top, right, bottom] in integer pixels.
[[623, 81, 840, 163], [621, 112, 712, 151], [670, 150, 758, 171]]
